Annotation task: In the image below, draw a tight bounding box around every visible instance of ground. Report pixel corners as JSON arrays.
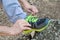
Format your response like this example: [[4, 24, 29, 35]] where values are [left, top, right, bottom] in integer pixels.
[[0, 0, 60, 40]]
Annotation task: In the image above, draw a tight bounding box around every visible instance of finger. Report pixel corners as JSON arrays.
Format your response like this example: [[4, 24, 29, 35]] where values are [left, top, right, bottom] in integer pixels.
[[27, 9, 32, 12], [32, 9, 37, 13], [30, 8, 36, 15], [32, 7, 38, 13], [23, 23, 31, 27], [23, 27, 31, 30], [28, 8, 36, 15], [19, 22, 31, 27]]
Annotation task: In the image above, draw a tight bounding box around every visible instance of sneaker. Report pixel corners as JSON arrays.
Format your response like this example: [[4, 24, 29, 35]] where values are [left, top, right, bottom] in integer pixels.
[[25, 15, 49, 29], [23, 15, 50, 34]]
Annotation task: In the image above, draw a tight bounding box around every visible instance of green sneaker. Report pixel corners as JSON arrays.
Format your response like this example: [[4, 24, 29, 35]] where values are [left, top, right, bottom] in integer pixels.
[[23, 15, 51, 34]]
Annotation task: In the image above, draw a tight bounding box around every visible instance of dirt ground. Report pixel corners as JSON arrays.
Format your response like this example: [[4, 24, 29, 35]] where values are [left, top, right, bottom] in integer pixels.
[[0, 0, 60, 40]]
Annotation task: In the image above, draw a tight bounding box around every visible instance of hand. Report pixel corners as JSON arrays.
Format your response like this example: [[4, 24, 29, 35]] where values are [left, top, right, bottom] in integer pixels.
[[24, 4, 38, 15], [9, 19, 31, 35], [20, 0, 38, 14]]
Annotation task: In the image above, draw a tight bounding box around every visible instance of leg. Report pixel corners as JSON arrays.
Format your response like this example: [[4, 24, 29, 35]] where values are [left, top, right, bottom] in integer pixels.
[[2, 0, 27, 23]]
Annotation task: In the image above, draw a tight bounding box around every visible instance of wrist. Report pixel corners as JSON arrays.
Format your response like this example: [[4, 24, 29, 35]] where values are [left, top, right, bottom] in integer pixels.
[[0, 26, 11, 34], [3, 27, 11, 34]]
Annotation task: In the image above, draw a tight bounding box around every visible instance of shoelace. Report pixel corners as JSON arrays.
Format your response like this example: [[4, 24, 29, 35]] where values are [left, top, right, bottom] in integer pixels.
[[26, 15, 38, 23]]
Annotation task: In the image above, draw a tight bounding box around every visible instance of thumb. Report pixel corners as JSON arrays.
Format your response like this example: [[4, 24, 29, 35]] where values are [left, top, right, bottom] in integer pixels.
[[23, 27, 31, 30]]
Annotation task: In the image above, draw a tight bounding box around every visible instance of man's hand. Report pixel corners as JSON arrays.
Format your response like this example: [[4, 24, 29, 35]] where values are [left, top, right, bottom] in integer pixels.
[[9, 19, 31, 35], [20, 0, 38, 15], [24, 5, 38, 15]]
